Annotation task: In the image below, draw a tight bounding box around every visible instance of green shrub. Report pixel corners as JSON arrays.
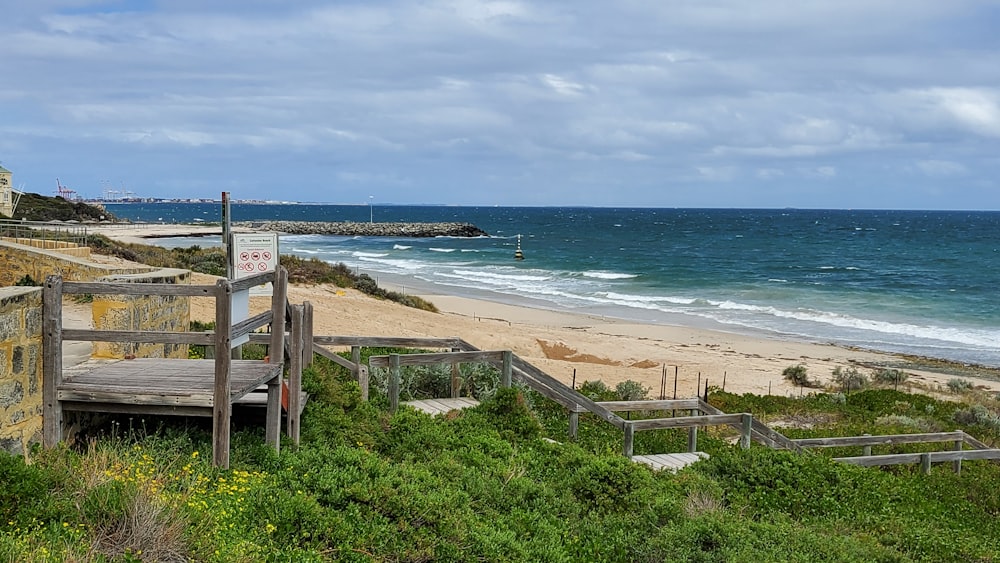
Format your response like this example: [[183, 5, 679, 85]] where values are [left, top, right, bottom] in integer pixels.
[[832, 366, 869, 393], [782, 364, 811, 387], [874, 368, 909, 386], [954, 405, 1000, 432], [472, 387, 542, 441], [947, 378, 974, 393], [615, 380, 651, 401], [13, 274, 38, 287], [579, 380, 615, 401], [568, 455, 652, 513]]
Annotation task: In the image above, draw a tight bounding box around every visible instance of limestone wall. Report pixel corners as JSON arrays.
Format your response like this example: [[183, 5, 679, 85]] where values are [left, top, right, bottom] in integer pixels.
[[1, 237, 91, 259], [0, 242, 194, 455], [0, 287, 42, 455], [0, 240, 148, 286], [92, 268, 193, 360]]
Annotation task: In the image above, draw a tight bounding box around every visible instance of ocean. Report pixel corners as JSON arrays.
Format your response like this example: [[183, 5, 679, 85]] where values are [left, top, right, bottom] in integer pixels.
[[106, 203, 1000, 368]]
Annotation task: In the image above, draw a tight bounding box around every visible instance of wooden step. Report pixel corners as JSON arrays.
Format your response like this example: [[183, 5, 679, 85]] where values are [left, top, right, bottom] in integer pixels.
[[403, 397, 479, 416], [632, 452, 709, 472]]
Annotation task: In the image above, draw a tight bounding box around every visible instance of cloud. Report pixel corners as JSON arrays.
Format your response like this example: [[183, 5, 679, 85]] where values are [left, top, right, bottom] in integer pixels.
[[1, 1, 999, 208]]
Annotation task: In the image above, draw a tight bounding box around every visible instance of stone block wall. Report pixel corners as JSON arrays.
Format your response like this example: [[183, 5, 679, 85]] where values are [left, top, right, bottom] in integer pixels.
[[92, 268, 193, 359], [0, 287, 42, 455], [0, 237, 92, 258], [0, 240, 148, 286]]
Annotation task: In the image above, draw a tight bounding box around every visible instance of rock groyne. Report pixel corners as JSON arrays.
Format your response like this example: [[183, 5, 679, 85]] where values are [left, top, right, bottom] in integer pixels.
[[234, 221, 489, 238]]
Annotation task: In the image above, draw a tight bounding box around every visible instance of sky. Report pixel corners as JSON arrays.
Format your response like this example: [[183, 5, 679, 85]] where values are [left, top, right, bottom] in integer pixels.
[[2, 1, 1000, 209]]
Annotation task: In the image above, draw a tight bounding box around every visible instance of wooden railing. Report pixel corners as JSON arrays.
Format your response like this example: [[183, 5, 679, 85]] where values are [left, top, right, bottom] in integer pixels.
[[794, 431, 1000, 474], [44, 268, 290, 468], [308, 336, 999, 470], [369, 350, 513, 412]]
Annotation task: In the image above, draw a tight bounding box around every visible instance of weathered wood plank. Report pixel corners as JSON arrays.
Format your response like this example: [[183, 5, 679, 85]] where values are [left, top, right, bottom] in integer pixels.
[[312, 345, 356, 370], [269, 267, 287, 367], [42, 275, 64, 448], [369, 350, 506, 368], [62, 329, 214, 345], [597, 399, 702, 412], [302, 301, 314, 368], [629, 413, 747, 431], [632, 452, 709, 472], [794, 431, 967, 448], [231, 311, 272, 341], [287, 304, 303, 445], [62, 281, 216, 297], [60, 401, 212, 417], [834, 449, 1000, 467], [404, 397, 479, 415], [230, 271, 275, 293], [213, 278, 233, 469], [313, 336, 463, 348]]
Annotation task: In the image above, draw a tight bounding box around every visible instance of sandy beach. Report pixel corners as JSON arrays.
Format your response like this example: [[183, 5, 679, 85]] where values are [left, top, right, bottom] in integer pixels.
[[94, 224, 1000, 397]]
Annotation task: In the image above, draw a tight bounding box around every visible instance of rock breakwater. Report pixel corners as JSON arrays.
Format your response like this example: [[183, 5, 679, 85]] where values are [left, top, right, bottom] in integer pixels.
[[234, 221, 489, 238]]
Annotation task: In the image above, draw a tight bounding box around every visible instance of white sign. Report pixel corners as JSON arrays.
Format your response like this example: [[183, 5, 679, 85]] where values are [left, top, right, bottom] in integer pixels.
[[231, 232, 279, 296]]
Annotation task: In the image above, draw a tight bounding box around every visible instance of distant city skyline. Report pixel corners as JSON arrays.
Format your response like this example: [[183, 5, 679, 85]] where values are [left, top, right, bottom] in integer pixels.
[[2, 1, 1000, 210]]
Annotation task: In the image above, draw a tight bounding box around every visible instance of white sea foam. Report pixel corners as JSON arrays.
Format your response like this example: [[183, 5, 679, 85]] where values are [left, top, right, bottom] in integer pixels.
[[705, 300, 999, 348], [450, 269, 552, 282], [393, 244, 412, 250], [353, 251, 389, 258], [430, 247, 456, 253], [582, 271, 637, 280]]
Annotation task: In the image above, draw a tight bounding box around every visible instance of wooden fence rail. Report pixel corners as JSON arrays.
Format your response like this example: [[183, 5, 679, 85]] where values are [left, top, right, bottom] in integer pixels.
[[44, 269, 292, 468], [369, 350, 513, 412]]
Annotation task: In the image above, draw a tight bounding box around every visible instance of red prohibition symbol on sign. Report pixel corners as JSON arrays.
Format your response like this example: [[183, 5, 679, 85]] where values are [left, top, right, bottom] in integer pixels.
[[240, 252, 250, 261], [251, 251, 261, 261], [261, 251, 272, 260], [258, 262, 268, 271]]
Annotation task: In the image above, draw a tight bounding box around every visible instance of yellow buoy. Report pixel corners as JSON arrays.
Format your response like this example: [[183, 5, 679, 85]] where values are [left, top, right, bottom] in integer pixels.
[[514, 234, 525, 260]]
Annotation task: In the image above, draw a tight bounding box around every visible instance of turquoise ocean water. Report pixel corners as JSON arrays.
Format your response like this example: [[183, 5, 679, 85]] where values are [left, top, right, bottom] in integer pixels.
[[107, 204, 1000, 367]]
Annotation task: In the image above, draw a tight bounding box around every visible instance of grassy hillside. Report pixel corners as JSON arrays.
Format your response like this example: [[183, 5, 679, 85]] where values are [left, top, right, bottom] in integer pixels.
[[7, 193, 115, 222], [3, 350, 1000, 561]]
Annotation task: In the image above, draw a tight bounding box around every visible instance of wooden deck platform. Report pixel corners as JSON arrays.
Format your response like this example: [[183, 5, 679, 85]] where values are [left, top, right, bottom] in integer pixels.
[[632, 452, 709, 472], [403, 397, 479, 416], [60, 358, 283, 416]]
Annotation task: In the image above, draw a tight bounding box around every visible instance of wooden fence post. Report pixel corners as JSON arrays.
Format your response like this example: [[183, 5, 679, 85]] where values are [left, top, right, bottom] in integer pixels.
[[953, 439, 963, 474], [623, 423, 635, 457], [389, 354, 401, 413], [351, 345, 362, 386], [502, 350, 513, 388], [451, 347, 461, 398], [212, 279, 234, 469], [568, 410, 579, 440], [42, 275, 64, 449], [863, 433, 872, 457], [687, 409, 698, 453], [288, 304, 303, 445], [358, 365, 369, 402], [302, 301, 314, 368], [921, 453, 932, 475], [740, 413, 752, 449]]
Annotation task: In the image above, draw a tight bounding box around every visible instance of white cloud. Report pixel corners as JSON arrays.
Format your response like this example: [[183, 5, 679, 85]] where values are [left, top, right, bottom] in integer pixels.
[[916, 159, 968, 176], [2, 0, 1000, 207]]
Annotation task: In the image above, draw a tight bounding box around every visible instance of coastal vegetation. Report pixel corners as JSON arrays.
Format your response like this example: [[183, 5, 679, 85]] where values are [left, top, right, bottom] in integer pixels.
[[3, 349, 1000, 561], [87, 235, 438, 312], [4, 193, 113, 222]]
